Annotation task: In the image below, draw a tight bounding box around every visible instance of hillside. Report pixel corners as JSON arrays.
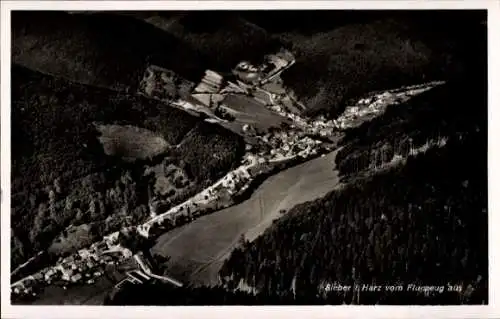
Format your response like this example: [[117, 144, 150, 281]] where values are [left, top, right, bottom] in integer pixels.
[[9, 11, 487, 306], [220, 130, 487, 305], [38, 10, 484, 119], [218, 21, 487, 303], [335, 80, 485, 179], [273, 11, 484, 117], [11, 65, 245, 270], [11, 11, 209, 92], [139, 12, 282, 72]]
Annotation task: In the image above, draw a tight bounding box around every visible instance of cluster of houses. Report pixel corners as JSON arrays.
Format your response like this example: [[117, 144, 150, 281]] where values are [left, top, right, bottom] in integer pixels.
[[11, 240, 131, 298], [257, 130, 323, 162], [233, 50, 294, 86], [332, 83, 444, 130]]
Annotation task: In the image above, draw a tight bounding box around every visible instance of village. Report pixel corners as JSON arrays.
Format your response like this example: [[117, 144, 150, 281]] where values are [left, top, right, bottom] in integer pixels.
[[11, 47, 445, 299], [10, 239, 132, 297]]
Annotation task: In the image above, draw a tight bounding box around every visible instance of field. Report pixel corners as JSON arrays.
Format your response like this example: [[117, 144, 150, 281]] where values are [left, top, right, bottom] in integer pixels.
[[151, 149, 340, 286], [29, 276, 114, 305], [222, 94, 290, 131], [27, 262, 133, 305], [95, 124, 170, 162], [48, 224, 95, 256]]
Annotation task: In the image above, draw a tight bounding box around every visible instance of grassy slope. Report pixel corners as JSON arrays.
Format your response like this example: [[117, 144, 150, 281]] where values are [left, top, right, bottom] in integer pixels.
[[11, 11, 209, 91]]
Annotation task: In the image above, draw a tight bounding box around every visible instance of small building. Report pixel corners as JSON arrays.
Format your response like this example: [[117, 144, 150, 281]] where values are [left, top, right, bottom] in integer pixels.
[[62, 268, 74, 281], [237, 61, 251, 70], [86, 260, 96, 269], [70, 273, 82, 283], [78, 249, 90, 259], [44, 269, 56, 281], [33, 273, 43, 281]]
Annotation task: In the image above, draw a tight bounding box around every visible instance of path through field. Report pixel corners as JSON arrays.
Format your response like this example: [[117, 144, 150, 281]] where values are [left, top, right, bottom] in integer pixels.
[[152, 149, 341, 286]]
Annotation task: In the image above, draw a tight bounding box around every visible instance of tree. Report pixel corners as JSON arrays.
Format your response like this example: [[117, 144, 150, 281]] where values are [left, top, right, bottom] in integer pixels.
[[54, 178, 62, 194], [31, 203, 47, 243], [89, 197, 99, 220]]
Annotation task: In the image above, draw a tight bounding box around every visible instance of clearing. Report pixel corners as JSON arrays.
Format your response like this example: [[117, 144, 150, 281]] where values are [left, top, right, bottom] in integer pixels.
[[95, 124, 170, 162], [222, 94, 291, 131]]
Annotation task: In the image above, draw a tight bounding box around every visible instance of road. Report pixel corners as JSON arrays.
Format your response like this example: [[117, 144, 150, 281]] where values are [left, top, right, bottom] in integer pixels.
[[140, 155, 258, 235], [152, 149, 341, 286]]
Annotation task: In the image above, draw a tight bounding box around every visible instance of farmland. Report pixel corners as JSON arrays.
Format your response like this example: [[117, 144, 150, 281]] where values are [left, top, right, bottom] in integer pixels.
[[151, 149, 340, 286], [222, 94, 291, 131]]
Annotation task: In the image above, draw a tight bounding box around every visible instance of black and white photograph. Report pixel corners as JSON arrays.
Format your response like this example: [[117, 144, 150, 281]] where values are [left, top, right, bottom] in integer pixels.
[[1, 1, 499, 317]]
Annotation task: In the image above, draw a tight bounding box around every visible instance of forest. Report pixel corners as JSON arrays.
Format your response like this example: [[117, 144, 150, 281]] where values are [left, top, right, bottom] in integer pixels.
[[279, 10, 485, 117], [11, 66, 245, 270], [11, 11, 210, 91], [334, 79, 486, 179], [219, 129, 487, 304], [333, 10, 486, 179]]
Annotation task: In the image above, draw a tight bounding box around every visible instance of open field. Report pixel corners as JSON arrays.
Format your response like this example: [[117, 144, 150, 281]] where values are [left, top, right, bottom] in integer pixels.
[[48, 224, 95, 256], [30, 276, 114, 305], [222, 94, 290, 131], [96, 124, 170, 162], [151, 149, 340, 286]]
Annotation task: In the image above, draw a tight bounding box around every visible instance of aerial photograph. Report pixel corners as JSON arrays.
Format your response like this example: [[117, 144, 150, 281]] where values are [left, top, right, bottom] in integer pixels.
[[9, 10, 487, 305]]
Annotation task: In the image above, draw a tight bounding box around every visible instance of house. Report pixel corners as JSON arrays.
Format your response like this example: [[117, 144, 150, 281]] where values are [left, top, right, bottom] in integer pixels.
[[44, 269, 56, 281], [86, 260, 96, 269], [96, 242, 108, 251], [61, 268, 74, 281], [33, 273, 43, 281], [236, 61, 251, 70], [70, 274, 82, 282], [79, 249, 90, 259]]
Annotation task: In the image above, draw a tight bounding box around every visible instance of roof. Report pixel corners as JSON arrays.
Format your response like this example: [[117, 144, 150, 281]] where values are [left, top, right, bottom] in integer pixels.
[[71, 273, 82, 281]]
